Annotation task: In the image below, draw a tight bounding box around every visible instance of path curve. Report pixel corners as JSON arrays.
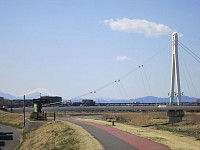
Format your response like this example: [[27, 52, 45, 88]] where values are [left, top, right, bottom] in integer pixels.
[[60, 118, 170, 150]]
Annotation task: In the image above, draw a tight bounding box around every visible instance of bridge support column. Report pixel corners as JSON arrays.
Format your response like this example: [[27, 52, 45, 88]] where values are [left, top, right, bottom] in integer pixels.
[[167, 110, 184, 124], [169, 32, 181, 106]]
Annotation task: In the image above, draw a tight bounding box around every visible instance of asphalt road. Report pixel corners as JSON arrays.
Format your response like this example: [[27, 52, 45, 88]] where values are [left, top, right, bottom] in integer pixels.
[[60, 118, 170, 150], [0, 125, 21, 150], [70, 120, 137, 150]]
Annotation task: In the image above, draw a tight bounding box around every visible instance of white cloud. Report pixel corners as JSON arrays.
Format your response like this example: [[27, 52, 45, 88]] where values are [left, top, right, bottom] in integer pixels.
[[104, 18, 174, 37], [116, 55, 131, 61]]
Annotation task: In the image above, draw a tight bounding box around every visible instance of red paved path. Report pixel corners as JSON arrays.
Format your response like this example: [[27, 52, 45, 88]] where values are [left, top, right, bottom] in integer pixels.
[[70, 119, 170, 150]]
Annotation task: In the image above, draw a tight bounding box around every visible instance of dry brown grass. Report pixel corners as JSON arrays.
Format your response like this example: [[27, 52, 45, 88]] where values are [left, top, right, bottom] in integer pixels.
[[0, 111, 23, 128], [182, 112, 200, 125], [18, 121, 103, 150], [102, 112, 168, 126], [75, 117, 200, 150], [65, 121, 104, 150], [163, 112, 200, 138], [18, 121, 80, 150], [103, 112, 200, 139]]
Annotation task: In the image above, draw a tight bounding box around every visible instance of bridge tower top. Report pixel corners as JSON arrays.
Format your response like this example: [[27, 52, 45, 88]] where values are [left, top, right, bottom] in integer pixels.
[[169, 32, 181, 105]]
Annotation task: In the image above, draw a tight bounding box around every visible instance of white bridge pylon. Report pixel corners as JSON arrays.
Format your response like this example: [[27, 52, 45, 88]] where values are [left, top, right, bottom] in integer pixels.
[[169, 32, 181, 105]]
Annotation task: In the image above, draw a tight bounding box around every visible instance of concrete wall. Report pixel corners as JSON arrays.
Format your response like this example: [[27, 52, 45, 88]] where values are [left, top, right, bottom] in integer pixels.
[[24, 119, 46, 132]]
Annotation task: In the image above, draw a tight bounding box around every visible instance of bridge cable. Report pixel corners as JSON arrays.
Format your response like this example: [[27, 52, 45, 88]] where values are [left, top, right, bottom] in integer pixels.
[[179, 41, 200, 60], [70, 92, 93, 101], [139, 65, 147, 102], [142, 65, 155, 103], [118, 46, 168, 80], [94, 80, 118, 93], [91, 91, 98, 102], [142, 46, 168, 66], [66, 46, 169, 102], [178, 41, 200, 64], [179, 49, 192, 96], [118, 80, 129, 100], [93, 91, 101, 104], [179, 41, 200, 97], [115, 80, 125, 100], [179, 46, 198, 97]]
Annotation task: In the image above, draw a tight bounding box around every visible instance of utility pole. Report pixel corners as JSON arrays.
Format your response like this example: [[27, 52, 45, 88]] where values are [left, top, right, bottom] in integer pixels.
[[23, 95, 25, 127]]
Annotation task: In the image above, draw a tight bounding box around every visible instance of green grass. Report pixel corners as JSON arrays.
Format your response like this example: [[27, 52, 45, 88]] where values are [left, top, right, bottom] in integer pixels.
[[0, 121, 23, 129]]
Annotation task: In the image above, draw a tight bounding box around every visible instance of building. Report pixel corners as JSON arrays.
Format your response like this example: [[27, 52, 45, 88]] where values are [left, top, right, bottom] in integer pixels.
[[197, 99, 200, 106], [82, 99, 95, 106], [33, 96, 62, 104]]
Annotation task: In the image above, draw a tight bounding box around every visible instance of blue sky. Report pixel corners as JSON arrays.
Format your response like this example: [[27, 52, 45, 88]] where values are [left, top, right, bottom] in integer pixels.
[[0, 0, 200, 100]]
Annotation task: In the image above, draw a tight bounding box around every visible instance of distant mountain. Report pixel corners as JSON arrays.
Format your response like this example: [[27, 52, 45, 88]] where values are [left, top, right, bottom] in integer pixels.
[[0, 88, 198, 102], [0, 91, 16, 100], [128, 96, 197, 103], [20, 88, 56, 99], [0, 88, 56, 100], [72, 96, 198, 103]]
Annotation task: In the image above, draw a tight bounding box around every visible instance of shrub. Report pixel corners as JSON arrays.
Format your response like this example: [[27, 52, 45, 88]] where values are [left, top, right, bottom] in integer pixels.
[[29, 112, 38, 120]]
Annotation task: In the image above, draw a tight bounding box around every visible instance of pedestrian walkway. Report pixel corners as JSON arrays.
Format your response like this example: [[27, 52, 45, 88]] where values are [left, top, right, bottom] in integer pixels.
[[60, 118, 170, 150]]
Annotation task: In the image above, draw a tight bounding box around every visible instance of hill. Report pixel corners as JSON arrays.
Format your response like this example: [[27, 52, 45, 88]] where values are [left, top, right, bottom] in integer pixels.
[[0, 88, 56, 100]]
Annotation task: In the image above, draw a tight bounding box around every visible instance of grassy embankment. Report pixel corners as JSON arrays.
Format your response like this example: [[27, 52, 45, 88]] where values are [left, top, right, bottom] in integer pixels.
[[17, 121, 103, 150], [0, 111, 103, 150], [75, 112, 200, 150], [0, 111, 23, 129]]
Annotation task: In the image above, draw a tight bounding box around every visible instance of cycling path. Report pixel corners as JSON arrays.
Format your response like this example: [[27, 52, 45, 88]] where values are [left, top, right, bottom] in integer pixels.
[[60, 118, 170, 150]]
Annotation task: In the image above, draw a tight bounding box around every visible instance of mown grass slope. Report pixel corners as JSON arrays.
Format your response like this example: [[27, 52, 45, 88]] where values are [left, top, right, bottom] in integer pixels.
[[0, 111, 23, 128], [17, 121, 103, 150]]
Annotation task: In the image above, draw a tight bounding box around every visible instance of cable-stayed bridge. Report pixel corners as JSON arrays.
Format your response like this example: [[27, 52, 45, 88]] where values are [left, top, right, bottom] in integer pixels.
[[62, 32, 199, 123], [66, 33, 199, 101], [16, 33, 200, 123]]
